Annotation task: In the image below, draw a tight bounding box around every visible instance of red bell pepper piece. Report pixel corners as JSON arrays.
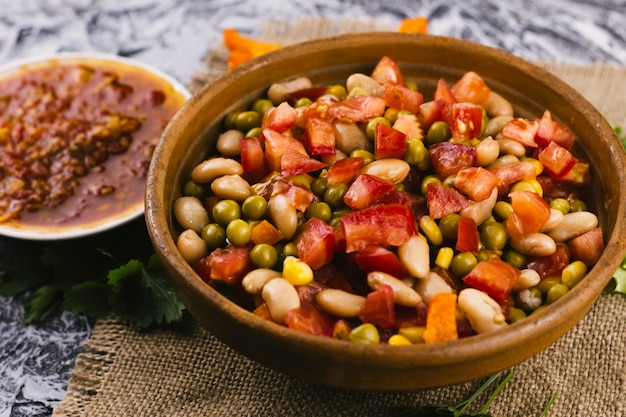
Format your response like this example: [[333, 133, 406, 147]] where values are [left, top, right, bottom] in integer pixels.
[[463, 258, 521, 301], [295, 217, 335, 270]]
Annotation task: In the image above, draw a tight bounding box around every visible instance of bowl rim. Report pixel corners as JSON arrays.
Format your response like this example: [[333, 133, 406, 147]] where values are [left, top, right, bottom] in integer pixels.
[[146, 32, 626, 387], [0, 52, 191, 241]]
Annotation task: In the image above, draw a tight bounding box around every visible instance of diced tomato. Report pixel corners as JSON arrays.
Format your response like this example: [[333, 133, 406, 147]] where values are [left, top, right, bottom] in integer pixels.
[[305, 117, 336, 156], [271, 180, 315, 213], [453, 166, 499, 202], [502, 118, 539, 147], [250, 219, 283, 245], [450, 71, 491, 104], [490, 161, 537, 196], [441, 102, 484, 140], [395, 302, 428, 328], [313, 264, 353, 292], [376, 189, 429, 221], [526, 243, 570, 278], [536, 175, 581, 199], [426, 182, 469, 219], [343, 173, 395, 210], [558, 160, 591, 186], [383, 84, 424, 114], [333, 225, 346, 253], [332, 319, 353, 340], [374, 123, 407, 159], [434, 78, 457, 104], [456, 215, 479, 254], [535, 110, 575, 150], [462, 258, 521, 301], [328, 95, 386, 122], [192, 257, 213, 285], [371, 56, 405, 86], [206, 245, 252, 285], [280, 147, 327, 177], [358, 284, 396, 328], [262, 128, 308, 172], [429, 141, 477, 178], [295, 217, 335, 269], [240, 137, 267, 182], [505, 190, 551, 240], [354, 245, 409, 278], [418, 99, 446, 130], [340, 204, 417, 252], [538, 141, 577, 178], [326, 156, 364, 185], [569, 227, 604, 267], [284, 298, 334, 337], [423, 292, 458, 344], [392, 112, 423, 140], [261, 101, 298, 132]]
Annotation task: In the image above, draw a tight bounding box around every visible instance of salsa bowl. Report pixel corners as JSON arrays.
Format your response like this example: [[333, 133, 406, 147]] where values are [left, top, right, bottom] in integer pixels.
[[145, 33, 626, 390]]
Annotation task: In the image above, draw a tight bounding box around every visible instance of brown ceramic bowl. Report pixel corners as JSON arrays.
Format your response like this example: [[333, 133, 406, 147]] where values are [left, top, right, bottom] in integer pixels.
[[146, 33, 626, 391]]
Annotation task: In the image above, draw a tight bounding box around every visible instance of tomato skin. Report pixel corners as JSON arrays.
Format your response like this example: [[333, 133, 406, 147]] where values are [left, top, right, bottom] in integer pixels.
[[429, 141, 477, 178], [505, 190, 551, 240], [284, 298, 334, 337], [456, 215, 479, 254], [375, 189, 429, 221], [240, 137, 267, 182], [538, 141, 577, 177], [442, 102, 483, 140], [206, 245, 253, 285], [343, 173, 395, 210], [490, 161, 537, 196], [326, 156, 364, 185], [296, 217, 335, 269], [262, 128, 308, 172], [305, 117, 336, 156], [328, 95, 386, 122], [426, 182, 469, 219], [418, 99, 446, 130], [568, 227, 604, 267], [271, 180, 315, 213], [280, 147, 327, 177], [434, 78, 457, 104], [450, 71, 491, 104], [374, 122, 407, 159], [340, 203, 417, 252], [371, 56, 405, 86], [354, 245, 410, 278], [359, 284, 396, 328], [535, 110, 575, 150], [261, 101, 298, 133], [502, 118, 539, 147], [453, 167, 499, 202], [383, 83, 424, 114], [526, 243, 570, 278], [463, 258, 521, 301]]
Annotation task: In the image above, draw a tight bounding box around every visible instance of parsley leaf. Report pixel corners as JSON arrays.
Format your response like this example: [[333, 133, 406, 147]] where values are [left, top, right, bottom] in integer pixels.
[[611, 255, 626, 295]]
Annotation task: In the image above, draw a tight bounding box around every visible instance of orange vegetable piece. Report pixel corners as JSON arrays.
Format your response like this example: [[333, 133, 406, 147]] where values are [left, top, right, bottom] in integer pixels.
[[250, 219, 283, 245], [253, 303, 273, 321], [223, 28, 282, 68], [398, 17, 429, 34], [423, 292, 458, 344]]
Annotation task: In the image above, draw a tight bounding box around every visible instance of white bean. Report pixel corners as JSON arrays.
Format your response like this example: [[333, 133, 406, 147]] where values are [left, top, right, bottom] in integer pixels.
[[191, 157, 244, 183], [398, 235, 430, 279], [483, 115, 514, 138], [546, 211, 598, 242], [483, 91, 514, 117], [513, 269, 541, 292], [487, 154, 519, 169], [414, 271, 455, 304], [315, 289, 366, 317], [359, 158, 410, 184], [242, 268, 282, 295], [216, 129, 243, 157], [346, 73, 384, 97], [176, 229, 208, 264], [367, 271, 422, 307], [173, 196, 209, 233], [334, 122, 371, 154], [261, 278, 301, 324], [496, 137, 527, 157], [210, 174, 251, 202], [460, 187, 498, 226], [457, 288, 508, 334], [475, 136, 500, 167], [509, 232, 556, 256], [267, 77, 313, 104], [541, 208, 564, 232], [268, 194, 298, 239]]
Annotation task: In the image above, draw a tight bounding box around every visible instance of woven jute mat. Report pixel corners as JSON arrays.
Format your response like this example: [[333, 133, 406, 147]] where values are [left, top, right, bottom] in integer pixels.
[[54, 19, 626, 417]]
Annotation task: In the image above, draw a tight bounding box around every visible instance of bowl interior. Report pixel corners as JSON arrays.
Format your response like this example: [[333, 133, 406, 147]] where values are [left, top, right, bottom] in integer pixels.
[[146, 33, 626, 390]]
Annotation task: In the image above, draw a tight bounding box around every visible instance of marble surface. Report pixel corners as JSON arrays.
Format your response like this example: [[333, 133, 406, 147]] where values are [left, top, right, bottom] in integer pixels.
[[0, 0, 624, 416]]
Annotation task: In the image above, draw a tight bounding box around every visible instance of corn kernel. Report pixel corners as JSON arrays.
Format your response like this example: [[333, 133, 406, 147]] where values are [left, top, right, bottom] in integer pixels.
[[349, 323, 380, 344], [398, 326, 425, 344], [419, 215, 443, 246], [388, 334, 412, 346], [282, 256, 314, 286], [435, 247, 454, 269], [521, 156, 544, 176]]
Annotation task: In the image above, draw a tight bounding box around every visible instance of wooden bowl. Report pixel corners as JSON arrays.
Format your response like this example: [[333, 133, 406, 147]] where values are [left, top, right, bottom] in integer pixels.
[[145, 33, 626, 390]]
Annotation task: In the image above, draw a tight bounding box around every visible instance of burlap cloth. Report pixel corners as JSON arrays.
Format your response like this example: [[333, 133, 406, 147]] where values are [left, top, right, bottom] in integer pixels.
[[54, 19, 626, 417]]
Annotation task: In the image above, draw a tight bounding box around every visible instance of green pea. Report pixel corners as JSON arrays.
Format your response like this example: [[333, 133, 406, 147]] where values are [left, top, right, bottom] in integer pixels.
[[289, 174, 311, 190], [226, 219, 251, 246], [250, 243, 278, 269], [426, 121, 451, 145], [241, 195, 267, 220], [546, 283, 569, 305], [182, 180, 205, 199], [450, 252, 478, 278], [569, 198, 587, 212], [561, 261, 587, 289], [404, 138, 427, 165], [245, 127, 261, 138], [234, 110, 260, 132], [282, 242, 298, 257], [327, 84, 347, 100], [212, 199, 241, 227], [324, 183, 349, 209], [349, 323, 380, 344], [480, 222, 507, 250], [384, 108, 400, 124], [477, 249, 502, 262], [549, 198, 570, 215], [405, 80, 418, 91], [305, 202, 332, 222], [201, 223, 226, 249], [503, 249, 526, 269], [365, 116, 391, 140], [420, 175, 441, 196], [328, 217, 342, 228], [250, 99, 273, 117], [493, 201, 513, 220], [311, 177, 328, 199], [439, 213, 460, 240], [348, 86, 369, 97], [294, 97, 313, 108], [536, 275, 561, 294], [395, 182, 406, 192], [349, 149, 375, 165], [223, 111, 240, 130], [508, 307, 527, 323]]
